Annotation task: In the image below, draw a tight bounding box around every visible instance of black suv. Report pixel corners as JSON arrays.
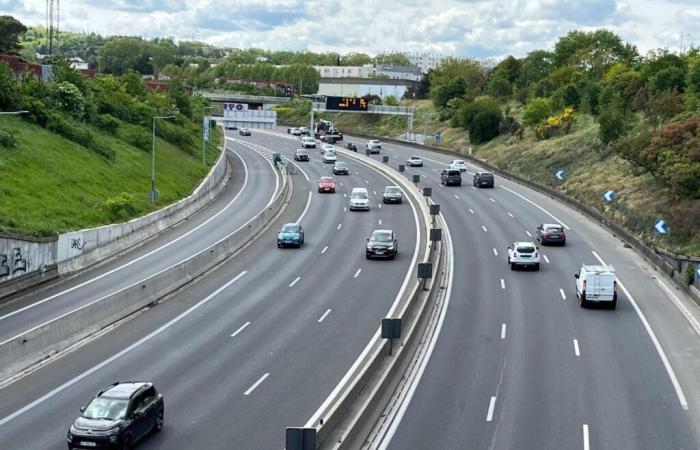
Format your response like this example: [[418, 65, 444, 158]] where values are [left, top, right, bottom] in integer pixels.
[[366, 229, 398, 259], [333, 161, 349, 175], [441, 169, 461, 186], [473, 171, 494, 188], [68, 381, 164, 449]]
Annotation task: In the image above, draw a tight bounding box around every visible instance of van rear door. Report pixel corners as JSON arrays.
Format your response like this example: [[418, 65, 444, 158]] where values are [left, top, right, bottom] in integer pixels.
[[587, 273, 615, 302]]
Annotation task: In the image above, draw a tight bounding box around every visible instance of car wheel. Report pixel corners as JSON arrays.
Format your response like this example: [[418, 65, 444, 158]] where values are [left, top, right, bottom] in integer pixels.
[[534, 263, 540, 271], [121, 434, 133, 450], [561, 239, 566, 246], [579, 291, 588, 308], [389, 253, 395, 260], [366, 253, 371, 260], [154, 411, 164, 432], [510, 263, 516, 270], [277, 243, 281, 248]]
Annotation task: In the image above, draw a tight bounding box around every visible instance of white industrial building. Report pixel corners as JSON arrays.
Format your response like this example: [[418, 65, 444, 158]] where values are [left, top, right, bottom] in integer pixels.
[[317, 78, 417, 99]]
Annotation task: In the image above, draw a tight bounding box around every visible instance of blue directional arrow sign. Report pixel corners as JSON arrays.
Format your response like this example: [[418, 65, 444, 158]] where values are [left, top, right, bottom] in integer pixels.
[[654, 219, 669, 234], [603, 190, 616, 202], [555, 170, 566, 181], [696, 265, 700, 280]]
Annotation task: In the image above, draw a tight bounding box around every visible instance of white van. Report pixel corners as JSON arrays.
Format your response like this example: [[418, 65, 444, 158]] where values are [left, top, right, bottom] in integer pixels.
[[349, 187, 370, 211], [574, 264, 618, 309]]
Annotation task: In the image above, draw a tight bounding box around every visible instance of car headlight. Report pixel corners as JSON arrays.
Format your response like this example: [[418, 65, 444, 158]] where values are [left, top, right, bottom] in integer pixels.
[[67, 431, 74, 441], [387, 244, 394, 250], [367, 243, 373, 249]]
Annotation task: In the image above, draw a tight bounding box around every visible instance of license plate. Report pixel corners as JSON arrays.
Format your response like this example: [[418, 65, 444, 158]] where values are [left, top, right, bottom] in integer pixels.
[[80, 442, 97, 447]]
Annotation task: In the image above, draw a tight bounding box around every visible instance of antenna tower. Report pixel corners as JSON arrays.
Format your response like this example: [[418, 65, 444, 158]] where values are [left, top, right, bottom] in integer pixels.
[[46, 0, 60, 55]]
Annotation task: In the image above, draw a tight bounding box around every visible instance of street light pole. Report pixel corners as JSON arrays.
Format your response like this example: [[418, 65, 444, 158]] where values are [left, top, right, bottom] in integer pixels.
[[202, 106, 215, 167], [0, 111, 29, 115], [151, 114, 176, 204]]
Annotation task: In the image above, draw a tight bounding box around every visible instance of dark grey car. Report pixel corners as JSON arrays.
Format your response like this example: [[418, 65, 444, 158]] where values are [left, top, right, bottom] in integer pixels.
[[441, 169, 461, 186], [536, 223, 567, 245], [382, 186, 403, 204], [473, 171, 494, 188], [366, 229, 398, 259]]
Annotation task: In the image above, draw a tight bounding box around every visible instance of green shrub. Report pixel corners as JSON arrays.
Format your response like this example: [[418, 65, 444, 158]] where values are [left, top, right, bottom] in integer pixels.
[[683, 264, 696, 286], [94, 114, 121, 133], [469, 109, 503, 144], [0, 128, 17, 148], [523, 97, 552, 127], [125, 127, 152, 152], [104, 192, 140, 221]]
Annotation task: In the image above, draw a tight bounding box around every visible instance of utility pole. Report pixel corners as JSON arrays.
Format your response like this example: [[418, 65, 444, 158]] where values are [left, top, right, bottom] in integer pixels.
[[680, 32, 692, 55], [46, 0, 60, 56]]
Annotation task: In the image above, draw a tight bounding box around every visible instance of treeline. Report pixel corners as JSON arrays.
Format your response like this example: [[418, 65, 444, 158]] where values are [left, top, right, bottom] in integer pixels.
[[426, 29, 700, 200]]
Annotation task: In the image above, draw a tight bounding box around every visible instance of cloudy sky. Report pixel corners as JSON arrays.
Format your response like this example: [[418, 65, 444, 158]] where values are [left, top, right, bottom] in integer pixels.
[[1, 0, 698, 58]]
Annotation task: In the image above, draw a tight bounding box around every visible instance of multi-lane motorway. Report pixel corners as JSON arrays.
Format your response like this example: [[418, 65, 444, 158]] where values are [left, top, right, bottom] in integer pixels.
[[0, 127, 698, 450]]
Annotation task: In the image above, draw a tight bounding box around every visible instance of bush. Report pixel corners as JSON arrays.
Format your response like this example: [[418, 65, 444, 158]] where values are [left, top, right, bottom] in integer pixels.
[[499, 116, 522, 137], [534, 107, 575, 140], [598, 107, 630, 145], [104, 192, 140, 221], [0, 128, 17, 148], [469, 109, 503, 144], [94, 114, 121, 133], [522, 98, 552, 127], [125, 127, 152, 152], [651, 66, 686, 94], [383, 95, 399, 106], [683, 264, 696, 286]]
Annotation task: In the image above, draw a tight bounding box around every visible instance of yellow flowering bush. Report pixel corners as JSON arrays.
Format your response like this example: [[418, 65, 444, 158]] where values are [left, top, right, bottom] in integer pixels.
[[535, 107, 575, 139]]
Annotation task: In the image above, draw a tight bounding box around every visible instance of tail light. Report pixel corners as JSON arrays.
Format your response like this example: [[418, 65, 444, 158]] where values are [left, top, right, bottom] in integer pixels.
[[583, 280, 587, 290], [560, 231, 566, 237], [613, 280, 617, 292], [543, 232, 550, 237]]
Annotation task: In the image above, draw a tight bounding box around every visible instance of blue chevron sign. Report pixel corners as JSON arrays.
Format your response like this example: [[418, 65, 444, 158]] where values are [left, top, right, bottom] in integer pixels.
[[654, 219, 669, 234], [603, 190, 616, 202], [555, 170, 566, 181]]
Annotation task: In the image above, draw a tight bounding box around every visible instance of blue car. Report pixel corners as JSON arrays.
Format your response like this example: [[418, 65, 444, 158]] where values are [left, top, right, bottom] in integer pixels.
[[277, 223, 304, 248]]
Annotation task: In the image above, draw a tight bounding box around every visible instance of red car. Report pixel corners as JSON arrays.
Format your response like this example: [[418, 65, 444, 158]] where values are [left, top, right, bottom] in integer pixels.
[[318, 177, 336, 193]]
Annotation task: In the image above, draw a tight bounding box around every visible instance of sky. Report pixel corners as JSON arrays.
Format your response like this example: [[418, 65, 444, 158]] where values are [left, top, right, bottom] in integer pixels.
[[1, 0, 698, 59]]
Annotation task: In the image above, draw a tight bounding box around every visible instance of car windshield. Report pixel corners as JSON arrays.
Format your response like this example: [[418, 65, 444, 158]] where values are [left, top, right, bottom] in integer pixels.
[[481, 173, 494, 179], [516, 245, 536, 253], [351, 191, 367, 199], [335, 162, 347, 168], [410, 156, 421, 160], [369, 140, 379, 144], [385, 187, 400, 193], [544, 224, 562, 231], [282, 224, 299, 233], [83, 397, 129, 420], [447, 170, 460, 176], [326, 151, 336, 156], [372, 231, 393, 242], [454, 160, 464, 164], [320, 177, 334, 183]]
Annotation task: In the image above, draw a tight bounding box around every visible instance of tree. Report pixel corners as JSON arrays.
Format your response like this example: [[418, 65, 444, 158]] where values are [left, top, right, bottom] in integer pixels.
[[651, 66, 686, 94], [383, 95, 399, 106], [598, 102, 632, 145], [647, 90, 683, 126], [0, 61, 19, 109], [487, 76, 512, 100], [168, 79, 192, 117], [687, 57, 700, 94], [492, 56, 521, 83], [469, 109, 503, 144], [430, 58, 485, 97], [551, 83, 580, 110], [98, 37, 150, 75], [640, 49, 685, 81], [522, 98, 552, 126], [148, 38, 177, 72], [516, 50, 555, 88], [341, 52, 372, 66], [454, 97, 500, 130], [0, 16, 27, 55], [374, 53, 411, 66], [552, 29, 638, 78], [432, 78, 467, 108]]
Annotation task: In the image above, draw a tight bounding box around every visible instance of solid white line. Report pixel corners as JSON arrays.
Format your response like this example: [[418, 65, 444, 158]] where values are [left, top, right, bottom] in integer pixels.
[[543, 255, 550, 264], [486, 396, 497, 422], [353, 268, 362, 278], [321, 246, 328, 254], [230, 321, 250, 338], [500, 185, 570, 230], [560, 288, 567, 300], [354, 171, 359, 175], [592, 251, 688, 409], [0, 271, 248, 427], [482, 225, 488, 232], [244, 372, 270, 396], [289, 276, 301, 287], [500, 279, 506, 290], [583, 424, 590, 450], [317, 308, 332, 323], [525, 230, 532, 237], [493, 248, 498, 256], [490, 197, 496, 203], [469, 208, 474, 214], [573, 338, 581, 356], [454, 194, 460, 199], [507, 212, 514, 218], [337, 223, 342, 230], [296, 190, 313, 223], [0, 150, 251, 325], [471, 186, 476, 190], [432, 168, 438, 172], [501, 323, 507, 340]]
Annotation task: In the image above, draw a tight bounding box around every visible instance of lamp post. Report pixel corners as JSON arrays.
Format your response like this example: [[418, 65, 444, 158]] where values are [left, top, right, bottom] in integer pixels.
[[151, 114, 176, 204], [202, 106, 215, 167], [0, 110, 29, 115]]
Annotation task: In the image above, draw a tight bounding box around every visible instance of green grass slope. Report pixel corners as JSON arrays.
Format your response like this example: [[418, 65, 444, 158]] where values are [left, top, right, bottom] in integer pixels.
[[0, 116, 220, 237]]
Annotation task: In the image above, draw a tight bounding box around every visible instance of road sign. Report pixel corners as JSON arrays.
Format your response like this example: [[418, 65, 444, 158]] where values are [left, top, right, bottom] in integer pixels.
[[203, 116, 210, 142], [435, 132, 442, 142], [326, 96, 368, 111], [603, 190, 616, 202], [555, 170, 566, 181], [654, 219, 669, 234], [286, 427, 316, 450], [696, 265, 700, 280]]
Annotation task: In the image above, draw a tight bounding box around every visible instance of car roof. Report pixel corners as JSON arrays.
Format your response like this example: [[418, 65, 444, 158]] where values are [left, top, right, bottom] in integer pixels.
[[410, 156, 421, 158], [320, 176, 334, 181], [372, 229, 393, 234], [385, 185, 400, 189], [352, 187, 368, 191], [100, 382, 151, 399], [283, 222, 301, 227], [542, 223, 562, 228], [581, 264, 615, 273], [514, 241, 536, 247]]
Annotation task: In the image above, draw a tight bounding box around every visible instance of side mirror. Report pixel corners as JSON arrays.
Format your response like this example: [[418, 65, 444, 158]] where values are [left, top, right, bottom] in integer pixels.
[[574, 274, 579, 279], [80, 406, 86, 413], [366, 238, 370, 241], [133, 411, 143, 419], [507, 246, 512, 250]]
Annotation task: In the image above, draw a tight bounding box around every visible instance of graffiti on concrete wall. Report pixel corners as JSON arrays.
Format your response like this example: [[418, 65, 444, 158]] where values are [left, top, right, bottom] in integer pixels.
[[0, 248, 31, 279]]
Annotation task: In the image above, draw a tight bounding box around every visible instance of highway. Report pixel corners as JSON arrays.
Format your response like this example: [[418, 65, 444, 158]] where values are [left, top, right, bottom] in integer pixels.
[[0, 130, 422, 449], [325, 136, 700, 450]]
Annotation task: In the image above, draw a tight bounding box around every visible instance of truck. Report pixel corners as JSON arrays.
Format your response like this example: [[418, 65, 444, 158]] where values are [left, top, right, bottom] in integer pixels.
[[574, 264, 618, 309], [314, 119, 343, 143]]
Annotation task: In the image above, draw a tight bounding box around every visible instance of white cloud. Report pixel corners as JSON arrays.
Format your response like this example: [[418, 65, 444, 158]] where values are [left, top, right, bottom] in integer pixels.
[[0, 0, 695, 57]]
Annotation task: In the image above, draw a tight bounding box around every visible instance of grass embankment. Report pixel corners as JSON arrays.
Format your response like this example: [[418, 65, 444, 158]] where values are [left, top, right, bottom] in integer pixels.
[[0, 116, 220, 237], [278, 100, 699, 255]]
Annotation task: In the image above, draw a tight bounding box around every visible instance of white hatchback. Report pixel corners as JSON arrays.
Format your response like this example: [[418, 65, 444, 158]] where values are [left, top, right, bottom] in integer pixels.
[[449, 159, 467, 172], [507, 241, 540, 270]]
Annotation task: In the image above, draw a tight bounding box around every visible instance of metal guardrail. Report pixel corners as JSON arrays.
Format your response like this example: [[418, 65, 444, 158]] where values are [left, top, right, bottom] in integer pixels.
[[312, 102, 415, 116], [201, 91, 292, 103]]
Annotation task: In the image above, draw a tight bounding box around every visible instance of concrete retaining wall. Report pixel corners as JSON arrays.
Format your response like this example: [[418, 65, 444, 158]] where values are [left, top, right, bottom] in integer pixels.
[[0, 137, 229, 299], [0, 165, 291, 381]]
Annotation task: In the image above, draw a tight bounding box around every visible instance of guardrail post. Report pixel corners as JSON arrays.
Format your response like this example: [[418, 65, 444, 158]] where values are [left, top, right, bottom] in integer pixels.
[[381, 318, 401, 356], [285, 427, 316, 450]]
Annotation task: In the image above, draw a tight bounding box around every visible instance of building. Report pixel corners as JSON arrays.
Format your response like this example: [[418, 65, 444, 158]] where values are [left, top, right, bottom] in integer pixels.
[[317, 77, 417, 99], [0, 54, 96, 80], [69, 57, 88, 70], [313, 65, 373, 79], [373, 64, 422, 81], [402, 52, 448, 74]]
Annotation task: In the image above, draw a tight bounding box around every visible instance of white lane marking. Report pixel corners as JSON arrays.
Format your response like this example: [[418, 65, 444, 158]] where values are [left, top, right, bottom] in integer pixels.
[[482, 225, 488, 232], [373, 190, 377, 195], [560, 288, 567, 300], [364, 179, 369, 184], [507, 212, 514, 218], [493, 248, 498, 256], [500, 279, 505, 290], [296, 190, 313, 223], [489, 197, 496, 203], [0, 271, 248, 427], [573, 338, 581, 356], [339, 181, 343, 187], [337, 223, 342, 230], [378, 204, 382, 208], [344, 207, 347, 212], [500, 185, 570, 230], [378, 219, 382, 225], [432, 168, 438, 172], [353, 268, 362, 278], [653, 277, 700, 336], [244, 372, 270, 396], [454, 194, 460, 199], [230, 321, 251, 338], [354, 171, 359, 175], [486, 396, 497, 422], [344, 193, 347, 198], [543, 255, 550, 264], [289, 276, 301, 287], [0, 150, 252, 325], [469, 208, 475, 214], [471, 186, 476, 190], [501, 323, 507, 340], [592, 251, 688, 409], [525, 230, 532, 237], [317, 309, 332, 323], [583, 424, 590, 450], [321, 246, 328, 254]]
